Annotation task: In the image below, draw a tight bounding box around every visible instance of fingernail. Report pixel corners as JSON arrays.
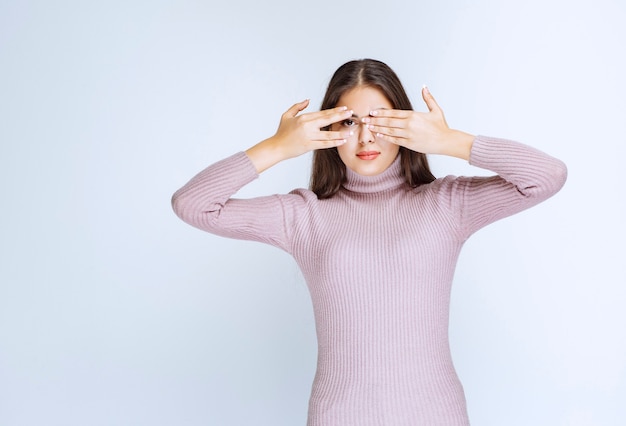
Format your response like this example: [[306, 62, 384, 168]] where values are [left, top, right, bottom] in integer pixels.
[[370, 110, 378, 116], [361, 117, 370, 123], [423, 84, 430, 94]]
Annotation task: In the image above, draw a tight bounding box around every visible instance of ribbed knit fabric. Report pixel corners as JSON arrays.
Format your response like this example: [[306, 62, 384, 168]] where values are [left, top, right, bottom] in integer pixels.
[[172, 136, 567, 425]]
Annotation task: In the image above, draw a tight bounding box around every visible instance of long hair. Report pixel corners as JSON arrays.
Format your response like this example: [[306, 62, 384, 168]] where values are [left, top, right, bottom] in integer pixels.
[[310, 59, 436, 199]]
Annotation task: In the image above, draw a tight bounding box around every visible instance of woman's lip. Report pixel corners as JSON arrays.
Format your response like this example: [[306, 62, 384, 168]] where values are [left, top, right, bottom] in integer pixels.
[[356, 151, 381, 160]]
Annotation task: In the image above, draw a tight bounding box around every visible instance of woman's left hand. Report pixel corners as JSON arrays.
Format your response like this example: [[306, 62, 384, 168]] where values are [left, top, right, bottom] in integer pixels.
[[363, 86, 475, 160]]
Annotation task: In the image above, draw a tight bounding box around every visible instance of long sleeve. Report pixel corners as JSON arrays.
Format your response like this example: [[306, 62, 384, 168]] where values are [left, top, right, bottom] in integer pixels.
[[438, 135, 568, 239], [171, 151, 310, 253]]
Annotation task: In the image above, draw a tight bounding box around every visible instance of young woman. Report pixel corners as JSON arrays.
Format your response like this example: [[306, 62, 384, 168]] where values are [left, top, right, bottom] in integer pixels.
[[172, 59, 567, 426]]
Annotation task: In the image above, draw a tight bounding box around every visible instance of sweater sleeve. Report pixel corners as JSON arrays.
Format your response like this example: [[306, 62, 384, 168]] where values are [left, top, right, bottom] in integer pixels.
[[440, 135, 567, 240], [171, 151, 308, 253]]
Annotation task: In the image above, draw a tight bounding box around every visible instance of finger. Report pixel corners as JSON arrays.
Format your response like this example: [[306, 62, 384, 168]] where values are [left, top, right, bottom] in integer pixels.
[[421, 86, 441, 113], [364, 116, 407, 129], [315, 107, 352, 127], [320, 105, 350, 116], [312, 130, 351, 142], [366, 124, 409, 140], [297, 106, 350, 125], [372, 131, 406, 147], [284, 99, 310, 118], [305, 105, 350, 121], [369, 109, 412, 119], [313, 137, 349, 150]]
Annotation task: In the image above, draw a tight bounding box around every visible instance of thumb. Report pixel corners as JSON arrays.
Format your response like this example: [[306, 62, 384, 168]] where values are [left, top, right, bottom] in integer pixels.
[[421, 85, 441, 113], [285, 99, 310, 118]]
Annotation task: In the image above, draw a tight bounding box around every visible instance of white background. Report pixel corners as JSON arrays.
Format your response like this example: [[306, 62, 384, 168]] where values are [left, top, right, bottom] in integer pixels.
[[1, 0, 624, 425]]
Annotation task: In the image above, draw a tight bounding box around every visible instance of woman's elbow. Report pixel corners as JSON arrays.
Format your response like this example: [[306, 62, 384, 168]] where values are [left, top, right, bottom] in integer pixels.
[[550, 158, 568, 194], [171, 190, 185, 219], [171, 189, 199, 224], [534, 158, 568, 199]]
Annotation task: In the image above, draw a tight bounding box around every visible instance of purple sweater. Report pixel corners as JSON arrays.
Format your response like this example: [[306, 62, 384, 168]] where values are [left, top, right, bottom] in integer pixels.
[[172, 136, 567, 425]]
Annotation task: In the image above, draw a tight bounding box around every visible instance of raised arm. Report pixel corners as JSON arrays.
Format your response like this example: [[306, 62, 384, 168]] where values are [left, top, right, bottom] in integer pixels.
[[171, 152, 295, 250], [449, 135, 567, 237], [365, 86, 567, 237], [171, 101, 353, 250]]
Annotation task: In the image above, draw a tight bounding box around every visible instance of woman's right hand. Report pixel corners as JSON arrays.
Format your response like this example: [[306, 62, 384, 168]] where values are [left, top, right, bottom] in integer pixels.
[[245, 100, 353, 173]]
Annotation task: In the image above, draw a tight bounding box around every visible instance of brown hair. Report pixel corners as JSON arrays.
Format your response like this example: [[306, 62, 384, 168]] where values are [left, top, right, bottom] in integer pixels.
[[310, 59, 436, 199]]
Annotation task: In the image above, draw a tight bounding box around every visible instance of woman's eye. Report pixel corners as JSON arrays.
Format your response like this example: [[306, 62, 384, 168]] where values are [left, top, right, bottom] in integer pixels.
[[342, 119, 356, 127]]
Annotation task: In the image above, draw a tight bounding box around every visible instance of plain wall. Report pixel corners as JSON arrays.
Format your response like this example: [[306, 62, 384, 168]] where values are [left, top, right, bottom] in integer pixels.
[[1, 0, 624, 425]]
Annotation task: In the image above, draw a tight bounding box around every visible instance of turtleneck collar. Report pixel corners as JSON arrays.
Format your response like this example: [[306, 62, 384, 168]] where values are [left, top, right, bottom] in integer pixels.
[[342, 154, 406, 194]]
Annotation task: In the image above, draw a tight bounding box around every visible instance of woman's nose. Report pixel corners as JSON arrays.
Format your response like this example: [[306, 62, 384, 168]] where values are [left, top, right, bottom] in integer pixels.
[[358, 123, 375, 145]]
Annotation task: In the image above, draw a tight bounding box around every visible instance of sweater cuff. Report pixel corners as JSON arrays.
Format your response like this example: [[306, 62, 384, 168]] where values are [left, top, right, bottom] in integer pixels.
[[468, 135, 528, 169], [232, 151, 260, 181]]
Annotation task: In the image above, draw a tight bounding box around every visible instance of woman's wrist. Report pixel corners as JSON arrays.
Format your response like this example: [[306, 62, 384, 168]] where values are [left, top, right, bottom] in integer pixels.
[[244, 136, 288, 174], [438, 129, 475, 161]]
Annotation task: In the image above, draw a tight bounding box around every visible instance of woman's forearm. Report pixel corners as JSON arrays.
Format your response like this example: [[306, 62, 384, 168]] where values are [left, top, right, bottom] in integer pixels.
[[245, 136, 288, 174]]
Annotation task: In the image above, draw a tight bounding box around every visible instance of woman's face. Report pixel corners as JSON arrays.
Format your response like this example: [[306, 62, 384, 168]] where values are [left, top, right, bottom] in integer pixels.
[[331, 86, 400, 176]]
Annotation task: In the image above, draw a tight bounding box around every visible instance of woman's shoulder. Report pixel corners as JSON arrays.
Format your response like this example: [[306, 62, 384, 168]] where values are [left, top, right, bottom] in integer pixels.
[[268, 187, 323, 212], [286, 187, 319, 200], [414, 175, 464, 193], [412, 174, 497, 200]]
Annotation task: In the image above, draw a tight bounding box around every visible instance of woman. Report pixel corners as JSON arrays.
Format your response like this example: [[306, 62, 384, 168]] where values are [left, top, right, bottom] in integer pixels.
[[172, 59, 567, 425]]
